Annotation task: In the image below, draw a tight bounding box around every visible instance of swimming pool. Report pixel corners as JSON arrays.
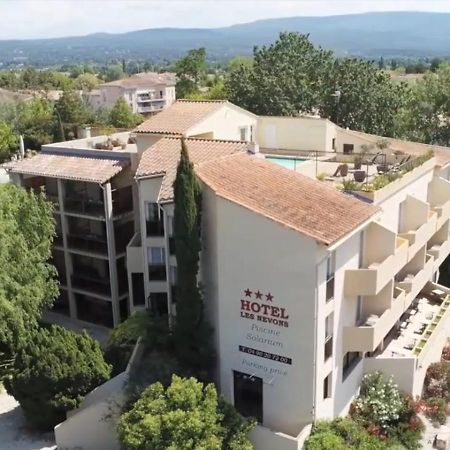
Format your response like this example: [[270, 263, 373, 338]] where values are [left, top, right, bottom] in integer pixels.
[[266, 156, 308, 170]]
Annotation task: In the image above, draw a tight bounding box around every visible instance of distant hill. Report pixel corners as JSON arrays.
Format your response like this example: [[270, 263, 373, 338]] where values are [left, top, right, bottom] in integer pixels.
[[2, 11, 450, 66]]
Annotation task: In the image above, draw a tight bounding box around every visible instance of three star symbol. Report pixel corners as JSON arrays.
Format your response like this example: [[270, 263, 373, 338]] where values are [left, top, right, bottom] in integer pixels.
[[243, 289, 274, 302]]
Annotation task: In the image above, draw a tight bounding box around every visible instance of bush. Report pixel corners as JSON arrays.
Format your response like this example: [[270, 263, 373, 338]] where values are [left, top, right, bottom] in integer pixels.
[[5, 325, 111, 430], [118, 375, 255, 450], [305, 418, 385, 450], [104, 311, 170, 375], [351, 372, 404, 432], [424, 361, 450, 401], [424, 397, 448, 425]]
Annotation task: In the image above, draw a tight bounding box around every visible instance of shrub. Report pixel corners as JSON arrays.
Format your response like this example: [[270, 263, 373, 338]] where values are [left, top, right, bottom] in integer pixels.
[[424, 361, 450, 401], [305, 419, 385, 449], [424, 397, 448, 425], [104, 311, 170, 376], [118, 375, 255, 450], [316, 172, 327, 181], [5, 325, 111, 430], [351, 372, 404, 432], [442, 346, 450, 361]]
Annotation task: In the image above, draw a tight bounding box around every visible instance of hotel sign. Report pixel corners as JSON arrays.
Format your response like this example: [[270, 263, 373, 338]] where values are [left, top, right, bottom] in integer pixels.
[[238, 289, 292, 377]]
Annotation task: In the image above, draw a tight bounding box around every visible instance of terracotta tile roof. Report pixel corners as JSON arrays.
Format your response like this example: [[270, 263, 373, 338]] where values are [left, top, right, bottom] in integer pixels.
[[134, 100, 227, 135], [100, 72, 176, 88], [3, 152, 128, 184], [341, 129, 450, 168], [136, 137, 247, 202], [196, 153, 379, 246]]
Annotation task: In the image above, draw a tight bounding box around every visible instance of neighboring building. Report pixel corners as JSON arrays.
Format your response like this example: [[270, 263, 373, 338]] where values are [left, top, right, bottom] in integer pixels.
[[4, 132, 137, 328], [5, 100, 450, 450], [89, 72, 176, 114]]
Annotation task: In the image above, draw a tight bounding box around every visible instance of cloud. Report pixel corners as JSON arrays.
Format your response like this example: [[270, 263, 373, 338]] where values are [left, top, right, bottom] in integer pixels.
[[0, 0, 450, 39]]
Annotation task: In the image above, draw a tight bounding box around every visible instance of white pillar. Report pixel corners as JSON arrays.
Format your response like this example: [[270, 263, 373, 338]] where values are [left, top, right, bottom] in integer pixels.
[[103, 182, 121, 326]]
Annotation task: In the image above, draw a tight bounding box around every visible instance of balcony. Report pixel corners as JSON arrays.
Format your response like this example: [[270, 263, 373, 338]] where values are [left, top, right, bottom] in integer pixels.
[[345, 222, 409, 296], [344, 285, 407, 353], [364, 284, 450, 396], [71, 273, 111, 297], [126, 232, 143, 273], [64, 197, 105, 218], [67, 233, 108, 256], [148, 264, 166, 281], [428, 227, 450, 272], [395, 254, 435, 308], [399, 195, 437, 261], [428, 177, 450, 230]]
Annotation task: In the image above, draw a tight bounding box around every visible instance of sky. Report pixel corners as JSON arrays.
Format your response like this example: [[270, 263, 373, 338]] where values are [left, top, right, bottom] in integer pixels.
[[2, 0, 450, 40]]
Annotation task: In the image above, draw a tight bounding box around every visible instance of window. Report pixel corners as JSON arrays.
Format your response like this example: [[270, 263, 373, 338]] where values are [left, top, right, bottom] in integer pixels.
[[326, 252, 335, 302], [149, 247, 166, 264], [132, 273, 145, 306], [332, 138, 336, 151], [160, 90, 163, 97], [250, 125, 254, 142], [324, 313, 333, 361], [323, 373, 332, 399], [239, 126, 248, 141], [342, 352, 361, 381], [343, 144, 354, 154], [145, 202, 164, 236]]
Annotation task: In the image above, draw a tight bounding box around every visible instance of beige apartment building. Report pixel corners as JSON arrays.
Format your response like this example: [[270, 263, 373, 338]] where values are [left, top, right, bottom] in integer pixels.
[[6, 100, 450, 450], [89, 72, 176, 114]]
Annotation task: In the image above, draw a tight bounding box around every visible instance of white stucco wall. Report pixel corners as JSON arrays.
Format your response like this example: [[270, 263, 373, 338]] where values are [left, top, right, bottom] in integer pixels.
[[201, 189, 319, 436], [256, 116, 336, 152], [188, 104, 257, 141]]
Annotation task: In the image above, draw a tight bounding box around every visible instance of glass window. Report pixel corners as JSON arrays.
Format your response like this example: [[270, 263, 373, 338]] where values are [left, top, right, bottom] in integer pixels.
[[148, 247, 166, 264], [324, 313, 333, 361], [356, 296, 363, 324], [145, 202, 159, 221]]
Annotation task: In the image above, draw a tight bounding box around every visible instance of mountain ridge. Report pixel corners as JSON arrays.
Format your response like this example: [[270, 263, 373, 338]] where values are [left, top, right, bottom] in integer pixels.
[[1, 11, 450, 66]]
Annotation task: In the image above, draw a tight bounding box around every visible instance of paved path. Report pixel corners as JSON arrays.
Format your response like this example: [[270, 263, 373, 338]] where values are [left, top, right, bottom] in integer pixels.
[[0, 389, 56, 450], [419, 413, 450, 449]]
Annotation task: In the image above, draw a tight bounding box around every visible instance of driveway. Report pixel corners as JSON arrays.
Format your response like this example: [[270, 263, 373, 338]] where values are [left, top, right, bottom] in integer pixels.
[[0, 389, 56, 450]]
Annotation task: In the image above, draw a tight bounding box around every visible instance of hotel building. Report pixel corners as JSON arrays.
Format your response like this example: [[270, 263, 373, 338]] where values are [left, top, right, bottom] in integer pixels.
[[6, 100, 450, 449]]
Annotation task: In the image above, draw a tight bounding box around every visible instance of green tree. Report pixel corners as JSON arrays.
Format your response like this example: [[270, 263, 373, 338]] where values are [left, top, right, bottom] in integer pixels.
[[175, 48, 207, 98], [226, 33, 333, 116], [0, 121, 18, 162], [74, 73, 100, 91], [225, 32, 408, 136], [55, 89, 90, 125], [14, 97, 56, 149], [5, 325, 111, 430], [118, 375, 254, 450], [104, 64, 124, 82], [109, 97, 144, 129], [0, 184, 58, 376], [173, 139, 214, 378]]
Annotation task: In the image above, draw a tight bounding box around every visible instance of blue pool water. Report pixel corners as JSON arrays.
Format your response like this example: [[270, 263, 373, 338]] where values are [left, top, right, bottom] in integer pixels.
[[266, 156, 307, 170]]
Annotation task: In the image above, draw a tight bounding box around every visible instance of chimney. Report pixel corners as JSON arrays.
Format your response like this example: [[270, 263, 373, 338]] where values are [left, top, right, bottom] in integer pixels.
[[247, 142, 260, 155]]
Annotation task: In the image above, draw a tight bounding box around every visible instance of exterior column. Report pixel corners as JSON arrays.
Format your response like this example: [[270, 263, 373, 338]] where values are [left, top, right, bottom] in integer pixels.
[[57, 178, 77, 319], [162, 205, 173, 328], [104, 182, 121, 326]]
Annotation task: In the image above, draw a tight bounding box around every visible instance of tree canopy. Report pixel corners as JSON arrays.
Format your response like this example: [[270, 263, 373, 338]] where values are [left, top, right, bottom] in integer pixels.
[[5, 325, 111, 430], [0, 184, 58, 376], [109, 97, 144, 129], [173, 140, 214, 378], [225, 32, 408, 137], [118, 375, 254, 450], [0, 121, 18, 162], [176, 48, 207, 98]]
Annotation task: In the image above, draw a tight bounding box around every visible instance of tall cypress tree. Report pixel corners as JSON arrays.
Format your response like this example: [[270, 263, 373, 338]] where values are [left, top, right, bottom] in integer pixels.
[[173, 139, 214, 378]]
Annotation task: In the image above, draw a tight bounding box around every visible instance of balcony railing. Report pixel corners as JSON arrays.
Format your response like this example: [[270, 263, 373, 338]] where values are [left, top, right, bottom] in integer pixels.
[[71, 274, 111, 297], [344, 287, 407, 353], [67, 234, 108, 255], [146, 220, 164, 237], [345, 236, 409, 296], [148, 264, 166, 281], [64, 197, 105, 217], [400, 211, 437, 261]]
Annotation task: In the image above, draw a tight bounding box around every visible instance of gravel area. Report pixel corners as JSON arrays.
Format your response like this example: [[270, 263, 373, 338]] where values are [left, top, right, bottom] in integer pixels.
[[0, 390, 56, 450]]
